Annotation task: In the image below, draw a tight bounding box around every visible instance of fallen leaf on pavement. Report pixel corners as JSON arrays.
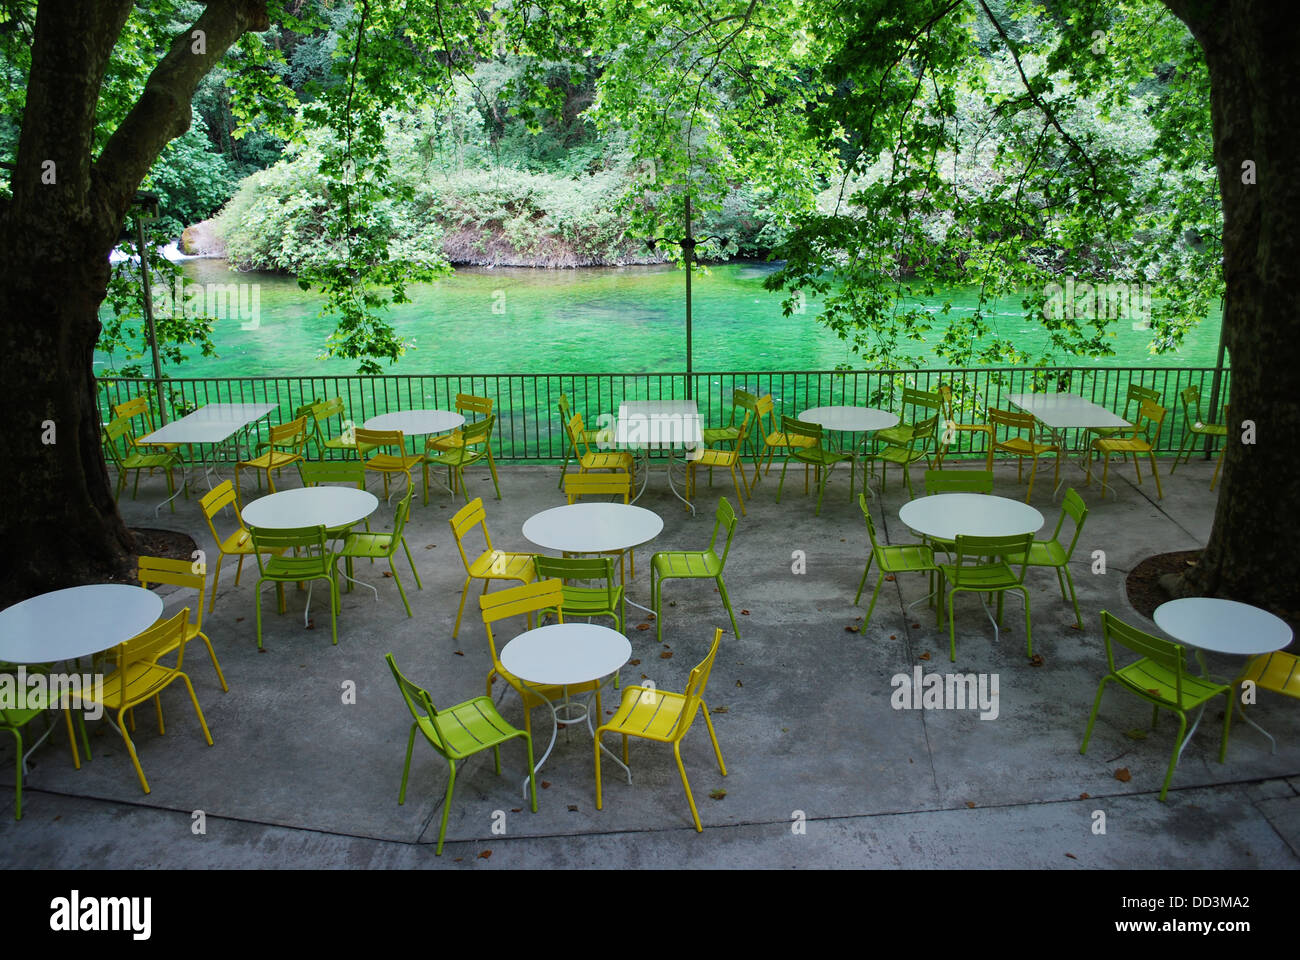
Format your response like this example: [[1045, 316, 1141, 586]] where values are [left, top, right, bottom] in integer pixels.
[[636, 623, 650, 631], [541, 781, 551, 789], [1114, 768, 1132, 783], [478, 850, 492, 860], [1029, 654, 1044, 667], [712, 706, 729, 714], [741, 609, 750, 615], [660, 651, 673, 659], [1065, 853, 1077, 860], [709, 789, 727, 800], [629, 659, 641, 666], [919, 652, 931, 661], [453, 651, 464, 656], [845, 625, 859, 633], [965, 801, 976, 808]]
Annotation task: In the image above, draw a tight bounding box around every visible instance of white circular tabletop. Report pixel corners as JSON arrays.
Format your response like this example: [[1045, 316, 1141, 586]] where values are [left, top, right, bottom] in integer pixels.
[[500, 623, 632, 687], [1154, 598, 1294, 656], [243, 486, 379, 531], [363, 409, 465, 436], [800, 406, 900, 433], [899, 493, 1044, 542], [0, 584, 163, 663], [522, 503, 664, 554]]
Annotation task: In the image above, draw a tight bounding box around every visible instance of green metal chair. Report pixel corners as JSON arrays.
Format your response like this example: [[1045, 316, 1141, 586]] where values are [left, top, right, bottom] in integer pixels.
[[937, 532, 1033, 662], [703, 389, 757, 450], [385, 653, 536, 856], [775, 416, 855, 515], [533, 554, 625, 635], [1081, 611, 1233, 801], [1, 663, 88, 819], [1171, 385, 1228, 473], [651, 497, 741, 643], [854, 493, 938, 627], [423, 415, 501, 505], [864, 413, 939, 498], [335, 486, 421, 618], [103, 416, 183, 510], [247, 524, 340, 647], [1004, 488, 1088, 628], [257, 401, 316, 457], [557, 393, 611, 489], [873, 386, 943, 449], [923, 468, 994, 556]]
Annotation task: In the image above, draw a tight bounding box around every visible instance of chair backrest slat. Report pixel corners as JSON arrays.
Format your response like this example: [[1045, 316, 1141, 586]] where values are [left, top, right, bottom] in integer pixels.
[[137, 556, 204, 630], [1101, 611, 1186, 700], [924, 469, 993, 495], [298, 459, 366, 488]]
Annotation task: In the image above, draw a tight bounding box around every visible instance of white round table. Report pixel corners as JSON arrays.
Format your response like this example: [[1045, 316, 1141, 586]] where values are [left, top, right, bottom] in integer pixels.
[[500, 622, 632, 793], [1154, 598, 1293, 657], [242, 486, 379, 531], [0, 584, 163, 663], [1154, 598, 1293, 758], [363, 409, 465, 436], [523, 503, 663, 554], [801, 405, 899, 433], [899, 493, 1044, 542]]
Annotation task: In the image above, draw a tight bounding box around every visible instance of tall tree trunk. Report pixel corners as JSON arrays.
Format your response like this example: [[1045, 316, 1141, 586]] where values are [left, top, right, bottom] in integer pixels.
[[1165, 0, 1300, 621], [0, 0, 269, 609]]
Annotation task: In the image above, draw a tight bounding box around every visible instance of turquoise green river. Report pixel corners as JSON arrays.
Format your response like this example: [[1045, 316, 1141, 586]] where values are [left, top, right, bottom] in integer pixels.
[[97, 259, 1223, 377]]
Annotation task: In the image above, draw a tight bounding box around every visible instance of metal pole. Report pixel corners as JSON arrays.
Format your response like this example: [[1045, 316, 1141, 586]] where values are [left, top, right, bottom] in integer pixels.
[[136, 212, 167, 425], [683, 193, 694, 400], [1204, 294, 1226, 459]]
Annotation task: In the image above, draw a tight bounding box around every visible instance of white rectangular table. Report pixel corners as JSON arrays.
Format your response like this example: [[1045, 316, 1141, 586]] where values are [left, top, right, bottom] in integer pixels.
[[139, 402, 277, 511], [1007, 393, 1131, 497], [613, 400, 703, 512]]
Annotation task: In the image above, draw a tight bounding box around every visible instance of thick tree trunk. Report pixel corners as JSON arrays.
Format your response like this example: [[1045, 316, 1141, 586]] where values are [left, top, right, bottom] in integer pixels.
[[0, 0, 269, 609], [1165, 0, 1300, 621]]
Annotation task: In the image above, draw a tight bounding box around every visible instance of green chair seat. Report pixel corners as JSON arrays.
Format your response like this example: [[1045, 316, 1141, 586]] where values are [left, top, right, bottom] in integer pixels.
[[854, 494, 938, 626], [703, 425, 742, 445], [248, 524, 340, 647], [336, 487, 421, 617], [873, 423, 914, 447], [533, 555, 625, 638], [938, 533, 1033, 662], [936, 560, 1020, 589]]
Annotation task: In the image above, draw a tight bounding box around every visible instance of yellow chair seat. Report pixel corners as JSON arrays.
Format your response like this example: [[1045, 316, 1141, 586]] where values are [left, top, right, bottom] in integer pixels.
[[93, 662, 176, 709], [764, 431, 815, 449], [603, 686, 693, 741], [218, 528, 258, 556], [467, 550, 536, 582], [366, 451, 424, 472], [1094, 436, 1153, 454], [239, 450, 302, 471], [1238, 651, 1300, 699], [581, 451, 634, 472], [997, 437, 1054, 457]]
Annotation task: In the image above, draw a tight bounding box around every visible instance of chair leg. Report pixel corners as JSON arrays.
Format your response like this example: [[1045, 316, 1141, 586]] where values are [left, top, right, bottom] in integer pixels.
[[1171, 433, 1191, 473], [180, 672, 214, 746], [208, 554, 224, 613], [1022, 588, 1033, 658], [523, 731, 538, 813], [717, 576, 740, 640], [1219, 689, 1234, 763], [389, 559, 413, 617], [198, 631, 229, 692], [401, 537, 423, 589], [1161, 713, 1189, 801], [7, 728, 21, 819], [453, 576, 472, 639], [1063, 566, 1082, 628], [436, 759, 457, 855], [1211, 444, 1226, 490], [654, 573, 666, 644], [117, 707, 151, 794], [854, 553, 874, 605], [674, 742, 703, 832], [1079, 676, 1111, 754], [487, 448, 501, 499], [947, 590, 957, 662], [234, 553, 245, 586], [397, 722, 417, 803], [1150, 452, 1163, 499], [701, 702, 727, 776]]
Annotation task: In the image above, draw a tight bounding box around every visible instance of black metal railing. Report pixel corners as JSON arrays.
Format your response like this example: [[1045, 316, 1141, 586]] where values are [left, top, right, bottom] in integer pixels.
[[97, 365, 1231, 463]]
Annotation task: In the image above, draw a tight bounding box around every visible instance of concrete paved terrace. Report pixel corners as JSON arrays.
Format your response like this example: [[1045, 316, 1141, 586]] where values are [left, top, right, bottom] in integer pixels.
[[3, 452, 1298, 869]]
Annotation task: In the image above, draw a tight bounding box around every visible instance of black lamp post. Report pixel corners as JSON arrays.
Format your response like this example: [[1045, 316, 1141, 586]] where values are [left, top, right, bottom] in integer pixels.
[[647, 193, 727, 401]]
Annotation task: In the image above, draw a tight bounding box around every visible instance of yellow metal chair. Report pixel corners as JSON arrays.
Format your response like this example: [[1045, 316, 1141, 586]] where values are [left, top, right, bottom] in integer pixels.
[[567, 412, 634, 475], [137, 556, 229, 693], [1234, 650, 1300, 754], [1211, 403, 1230, 491], [355, 428, 423, 503], [594, 627, 726, 832], [936, 383, 992, 467], [563, 472, 631, 504], [987, 407, 1060, 502], [80, 608, 214, 795], [425, 394, 498, 496], [556, 393, 612, 489], [448, 498, 537, 639], [478, 580, 603, 743], [113, 395, 178, 456], [423, 415, 501, 505], [103, 416, 183, 510], [1086, 399, 1167, 500], [753, 394, 815, 485], [687, 409, 752, 514], [199, 480, 280, 613], [235, 415, 309, 501]]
